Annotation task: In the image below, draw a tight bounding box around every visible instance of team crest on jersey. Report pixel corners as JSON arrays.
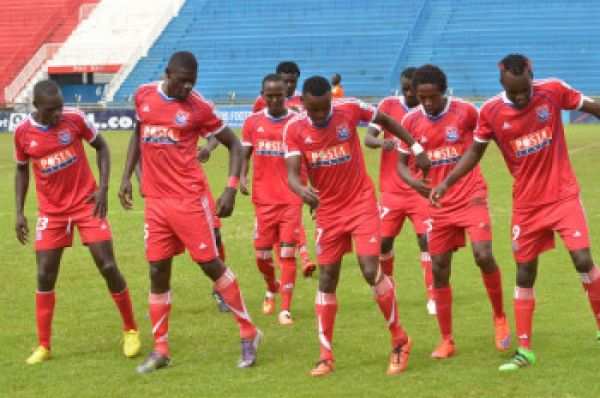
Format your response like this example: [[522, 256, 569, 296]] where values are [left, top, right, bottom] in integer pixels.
[[445, 126, 459, 142], [58, 130, 72, 145], [336, 123, 351, 141], [536, 105, 550, 122], [174, 111, 189, 126]]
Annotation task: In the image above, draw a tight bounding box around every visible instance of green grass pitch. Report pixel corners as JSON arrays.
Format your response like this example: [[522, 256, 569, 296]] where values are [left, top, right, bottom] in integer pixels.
[[0, 125, 598, 397]]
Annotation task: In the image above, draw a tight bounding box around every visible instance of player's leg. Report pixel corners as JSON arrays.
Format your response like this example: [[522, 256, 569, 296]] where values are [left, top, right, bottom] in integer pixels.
[[471, 240, 510, 350], [297, 223, 316, 277], [278, 242, 297, 325], [378, 195, 404, 279], [137, 258, 173, 373], [311, 261, 341, 377], [431, 250, 456, 359], [255, 246, 279, 315], [570, 248, 600, 340], [88, 240, 140, 357], [211, 227, 230, 313], [417, 232, 435, 314], [379, 236, 396, 277], [26, 248, 63, 364]]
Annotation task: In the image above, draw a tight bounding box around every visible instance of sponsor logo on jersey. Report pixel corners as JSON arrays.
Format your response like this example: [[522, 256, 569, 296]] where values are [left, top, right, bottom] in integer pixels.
[[509, 127, 552, 157], [445, 126, 459, 142], [536, 105, 551, 122], [58, 130, 72, 145], [141, 125, 181, 145], [256, 139, 285, 157], [336, 123, 351, 140], [36, 145, 77, 174], [307, 143, 351, 168], [174, 111, 189, 126], [427, 144, 463, 167]]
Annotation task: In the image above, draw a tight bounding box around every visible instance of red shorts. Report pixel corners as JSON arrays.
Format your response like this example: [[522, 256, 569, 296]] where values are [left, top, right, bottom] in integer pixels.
[[511, 196, 590, 263], [144, 196, 218, 263], [253, 203, 302, 248], [379, 191, 430, 237], [315, 201, 381, 264], [35, 204, 112, 250], [205, 187, 222, 229], [428, 197, 492, 256]]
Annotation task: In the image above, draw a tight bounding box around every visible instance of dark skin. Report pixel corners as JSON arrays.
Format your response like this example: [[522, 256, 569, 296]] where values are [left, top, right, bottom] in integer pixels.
[[286, 91, 431, 291], [398, 82, 499, 288], [364, 76, 427, 254], [118, 63, 242, 292], [240, 79, 295, 251], [430, 70, 600, 287], [15, 91, 126, 293]]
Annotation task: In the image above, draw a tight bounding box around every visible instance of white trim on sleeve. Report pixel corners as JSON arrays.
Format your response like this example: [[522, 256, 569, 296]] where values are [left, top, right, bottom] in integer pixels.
[[285, 151, 301, 158], [474, 136, 490, 143], [242, 142, 253, 147], [207, 123, 227, 137]]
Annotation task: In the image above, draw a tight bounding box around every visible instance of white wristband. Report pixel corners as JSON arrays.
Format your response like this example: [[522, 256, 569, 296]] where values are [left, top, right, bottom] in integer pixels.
[[411, 142, 424, 155]]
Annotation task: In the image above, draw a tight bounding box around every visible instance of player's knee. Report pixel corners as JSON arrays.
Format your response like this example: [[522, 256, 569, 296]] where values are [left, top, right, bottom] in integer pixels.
[[361, 263, 380, 285], [473, 247, 494, 268], [417, 234, 428, 252], [37, 270, 57, 291], [380, 238, 394, 254], [572, 250, 594, 273], [319, 269, 338, 292], [97, 259, 119, 276], [515, 267, 536, 287], [431, 261, 450, 283]]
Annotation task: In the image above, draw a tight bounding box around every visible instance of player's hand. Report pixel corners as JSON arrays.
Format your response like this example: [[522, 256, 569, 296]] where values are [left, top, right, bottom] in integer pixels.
[[430, 182, 448, 208], [411, 178, 431, 200], [240, 176, 250, 195], [382, 139, 397, 151], [197, 145, 211, 163], [415, 152, 431, 177], [86, 186, 108, 219], [118, 180, 134, 210], [15, 214, 29, 245], [299, 186, 319, 211], [216, 187, 236, 217]]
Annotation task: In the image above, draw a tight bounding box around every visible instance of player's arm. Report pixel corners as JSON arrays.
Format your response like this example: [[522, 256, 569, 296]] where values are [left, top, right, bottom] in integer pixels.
[[285, 154, 319, 210], [118, 123, 141, 210], [197, 135, 220, 163], [364, 124, 396, 151], [430, 141, 489, 206], [15, 163, 30, 244], [86, 134, 110, 219], [397, 152, 430, 199], [239, 146, 252, 195], [373, 111, 430, 175], [213, 127, 241, 217], [580, 98, 600, 119]]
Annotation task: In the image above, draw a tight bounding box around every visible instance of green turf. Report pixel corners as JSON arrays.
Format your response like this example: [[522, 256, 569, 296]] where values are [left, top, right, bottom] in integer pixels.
[[0, 125, 598, 397]]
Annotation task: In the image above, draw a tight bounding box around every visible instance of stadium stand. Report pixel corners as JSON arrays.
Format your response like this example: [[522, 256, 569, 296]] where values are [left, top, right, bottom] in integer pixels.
[[114, 0, 425, 103], [0, 0, 96, 105]]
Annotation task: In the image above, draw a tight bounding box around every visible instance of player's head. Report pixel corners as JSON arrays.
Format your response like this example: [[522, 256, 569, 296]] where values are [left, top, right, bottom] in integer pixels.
[[412, 64, 447, 116], [499, 54, 533, 109], [331, 73, 342, 86], [302, 76, 331, 126], [400, 67, 418, 108], [33, 80, 63, 127], [276, 61, 300, 97], [261, 74, 286, 117], [165, 51, 198, 101]]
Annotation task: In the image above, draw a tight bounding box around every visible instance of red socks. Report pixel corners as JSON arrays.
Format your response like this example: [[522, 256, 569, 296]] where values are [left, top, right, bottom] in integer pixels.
[[421, 252, 434, 300], [380, 250, 394, 278], [433, 285, 453, 340], [214, 269, 257, 339], [372, 275, 408, 347], [35, 291, 55, 349], [255, 251, 279, 293], [110, 287, 137, 331], [149, 291, 172, 356], [580, 265, 600, 329], [217, 242, 226, 262], [481, 268, 505, 317], [514, 286, 535, 350], [280, 256, 297, 312], [315, 292, 337, 361]]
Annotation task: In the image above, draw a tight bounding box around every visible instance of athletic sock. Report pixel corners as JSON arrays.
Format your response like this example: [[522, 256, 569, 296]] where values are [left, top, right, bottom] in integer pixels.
[[214, 269, 256, 339], [433, 285, 453, 340], [315, 292, 337, 361], [149, 291, 171, 356], [481, 268, 505, 317], [280, 256, 297, 312], [514, 286, 535, 350], [372, 275, 408, 347], [36, 291, 55, 350], [380, 250, 394, 278], [421, 251, 434, 300], [110, 287, 137, 331], [580, 265, 600, 329]]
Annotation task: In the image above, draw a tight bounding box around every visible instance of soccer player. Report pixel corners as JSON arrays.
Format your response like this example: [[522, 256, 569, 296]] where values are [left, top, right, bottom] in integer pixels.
[[252, 60, 316, 276], [284, 76, 430, 377], [14, 80, 140, 364], [331, 73, 344, 98], [365, 67, 435, 315], [398, 65, 510, 359], [240, 74, 302, 325], [430, 54, 600, 371], [119, 51, 260, 373]]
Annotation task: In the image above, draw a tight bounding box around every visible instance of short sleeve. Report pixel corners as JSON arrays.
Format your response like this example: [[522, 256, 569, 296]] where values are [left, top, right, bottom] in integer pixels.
[[241, 117, 253, 147], [75, 111, 98, 143], [466, 103, 479, 132], [554, 80, 584, 111], [283, 120, 301, 158], [197, 99, 226, 138], [252, 96, 265, 113], [356, 100, 377, 123], [13, 128, 28, 164], [474, 104, 494, 143]]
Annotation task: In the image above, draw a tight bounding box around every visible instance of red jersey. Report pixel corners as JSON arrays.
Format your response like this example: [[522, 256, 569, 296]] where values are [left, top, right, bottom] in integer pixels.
[[241, 109, 301, 205], [400, 97, 487, 210], [134, 81, 225, 199], [375, 95, 419, 194], [13, 108, 99, 215], [475, 79, 584, 210], [284, 98, 377, 216], [252, 92, 303, 113]]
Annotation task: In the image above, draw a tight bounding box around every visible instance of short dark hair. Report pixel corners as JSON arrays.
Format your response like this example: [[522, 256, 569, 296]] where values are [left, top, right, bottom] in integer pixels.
[[499, 54, 533, 77], [33, 79, 60, 99], [400, 67, 417, 80], [276, 61, 300, 76], [262, 73, 284, 88], [412, 64, 447, 93], [302, 76, 331, 96], [167, 51, 198, 71]]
